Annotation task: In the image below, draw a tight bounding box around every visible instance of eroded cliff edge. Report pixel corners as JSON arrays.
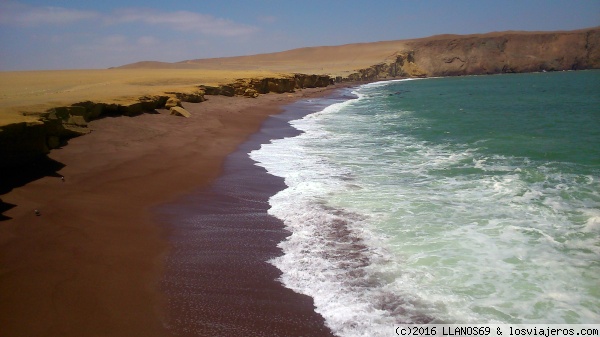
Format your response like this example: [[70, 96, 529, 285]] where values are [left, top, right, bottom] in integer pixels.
[[0, 74, 333, 174], [343, 28, 600, 81], [1, 28, 599, 174]]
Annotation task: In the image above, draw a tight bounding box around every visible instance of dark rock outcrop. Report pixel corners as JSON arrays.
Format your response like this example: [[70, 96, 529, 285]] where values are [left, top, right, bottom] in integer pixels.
[[0, 121, 55, 169], [243, 88, 259, 98], [0, 92, 206, 169], [169, 106, 191, 118], [0, 73, 333, 170], [343, 51, 427, 81], [342, 28, 600, 81], [165, 97, 182, 109], [294, 74, 332, 88], [201, 74, 333, 97], [165, 90, 206, 103], [410, 29, 600, 76]]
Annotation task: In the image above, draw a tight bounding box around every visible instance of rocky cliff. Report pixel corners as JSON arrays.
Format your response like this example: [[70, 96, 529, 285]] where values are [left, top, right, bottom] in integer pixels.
[[411, 28, 599, 76], [201, 74, 333, 97], [342, 51, 427, 81], [0, 74, 333, 171], [0, 94, 172, 169], [342, 28, 600, 81]]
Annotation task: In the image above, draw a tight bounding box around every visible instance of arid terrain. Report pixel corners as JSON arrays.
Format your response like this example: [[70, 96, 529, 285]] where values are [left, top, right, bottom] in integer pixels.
[[2, 27, 598, 126], [0, 27, 599, 337]]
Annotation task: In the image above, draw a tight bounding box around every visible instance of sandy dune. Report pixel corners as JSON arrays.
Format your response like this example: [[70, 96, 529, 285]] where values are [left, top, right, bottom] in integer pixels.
[[120, 41, 411, 74], [0, 43, 400, 125], [0, 69, 282, 125], [0, 42, 402, 124]]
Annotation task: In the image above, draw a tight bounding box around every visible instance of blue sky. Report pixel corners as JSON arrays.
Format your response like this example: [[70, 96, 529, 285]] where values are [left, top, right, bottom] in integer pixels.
[[0, 0, 598, 70]]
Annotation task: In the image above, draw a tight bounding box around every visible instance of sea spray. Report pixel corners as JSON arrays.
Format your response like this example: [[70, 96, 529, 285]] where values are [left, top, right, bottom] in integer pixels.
[[251, 72, 600, 336]]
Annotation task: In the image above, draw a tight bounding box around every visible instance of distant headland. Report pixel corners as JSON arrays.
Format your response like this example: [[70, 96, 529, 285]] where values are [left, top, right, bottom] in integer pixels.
[[119, 26, 600, 78]]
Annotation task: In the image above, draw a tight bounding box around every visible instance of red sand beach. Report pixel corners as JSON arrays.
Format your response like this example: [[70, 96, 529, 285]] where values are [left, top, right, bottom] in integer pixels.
[[3, 27, 597, 336], [0, 86, 343, 337], [158, 92, 358, 336]]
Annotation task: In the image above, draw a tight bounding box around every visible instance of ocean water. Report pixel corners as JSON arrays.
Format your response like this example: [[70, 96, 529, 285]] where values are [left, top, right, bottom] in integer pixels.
[[250, 71, 600, 335]]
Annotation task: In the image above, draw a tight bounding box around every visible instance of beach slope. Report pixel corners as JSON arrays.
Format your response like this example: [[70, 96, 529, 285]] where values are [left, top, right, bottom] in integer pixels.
[[1, 27, 599, 336]]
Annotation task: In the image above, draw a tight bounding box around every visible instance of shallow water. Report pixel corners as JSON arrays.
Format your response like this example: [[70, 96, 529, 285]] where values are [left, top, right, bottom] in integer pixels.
[[250, 71, 600, 336]]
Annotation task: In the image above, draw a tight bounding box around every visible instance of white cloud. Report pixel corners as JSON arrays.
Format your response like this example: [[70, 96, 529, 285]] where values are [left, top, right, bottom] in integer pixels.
[[0, 2, 262, 69], [112, 8, 258, 36], [0, 2, 98, 26], [0, 2, 258, 37], [137, 36, 160, 46]]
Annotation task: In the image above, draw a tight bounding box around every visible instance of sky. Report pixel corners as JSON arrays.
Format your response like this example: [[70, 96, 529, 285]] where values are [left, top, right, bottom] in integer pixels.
[[0, 0, 598, 71]]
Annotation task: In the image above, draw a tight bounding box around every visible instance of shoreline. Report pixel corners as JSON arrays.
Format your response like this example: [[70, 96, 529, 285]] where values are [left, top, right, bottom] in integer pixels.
[[157, 91, 357, 335], [0, 84, 351, 336]]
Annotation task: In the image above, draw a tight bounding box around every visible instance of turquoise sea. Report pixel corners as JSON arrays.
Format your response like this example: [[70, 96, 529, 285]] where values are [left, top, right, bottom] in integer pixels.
[[250, 71, 600, 335]]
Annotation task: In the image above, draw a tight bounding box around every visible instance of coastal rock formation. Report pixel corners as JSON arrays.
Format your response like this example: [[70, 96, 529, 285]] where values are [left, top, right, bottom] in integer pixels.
[[165, 90, 206, 103], [164, 97, 182, 109], [294, 74, 332, 88], [0, 121, 56, 169], [409, 29, 600, 76], [343, 28, 600, 81], [243, 88, 259, 98], [344, 51, 427, 81], [0, 74, 332, 169], [0, 95, 188, 169], [169, 106, 191, 118], [201, 74, 333, 97]]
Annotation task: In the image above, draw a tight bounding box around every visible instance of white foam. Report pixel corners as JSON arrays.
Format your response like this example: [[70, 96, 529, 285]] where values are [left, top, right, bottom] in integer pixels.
[[582, 210, 600, 232], [250, 81, 600, 335], [360, 77, 424, 89]]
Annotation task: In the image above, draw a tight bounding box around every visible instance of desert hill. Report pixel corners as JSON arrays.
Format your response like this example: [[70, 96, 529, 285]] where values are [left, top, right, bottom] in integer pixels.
[[118, 27, 600, 77]]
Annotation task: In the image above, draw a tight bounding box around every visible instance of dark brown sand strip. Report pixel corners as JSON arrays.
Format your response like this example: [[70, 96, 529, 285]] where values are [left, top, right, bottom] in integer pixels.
[[0, 86, 345, 337], [157, 94, 356, 336]]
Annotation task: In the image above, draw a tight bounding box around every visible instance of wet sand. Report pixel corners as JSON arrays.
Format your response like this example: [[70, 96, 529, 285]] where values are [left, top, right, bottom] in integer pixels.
[[0, 86, 344, 337], [158, 93, 358, 336]]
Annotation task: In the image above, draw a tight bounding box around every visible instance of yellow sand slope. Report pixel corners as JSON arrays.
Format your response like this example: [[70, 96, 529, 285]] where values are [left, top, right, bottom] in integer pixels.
[[2, 27, 599, 126], [0, 69, 282, 125]]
